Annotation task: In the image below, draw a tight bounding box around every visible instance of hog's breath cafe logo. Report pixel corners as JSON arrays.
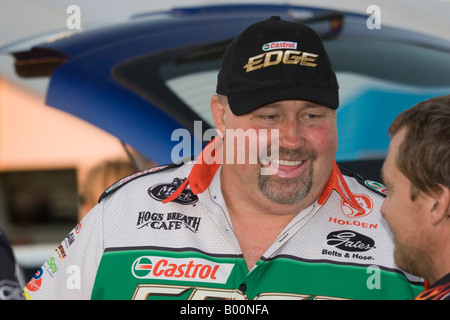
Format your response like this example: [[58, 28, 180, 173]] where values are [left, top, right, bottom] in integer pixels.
[[148, 178, 198, 205], [136, 211, 201, 232]]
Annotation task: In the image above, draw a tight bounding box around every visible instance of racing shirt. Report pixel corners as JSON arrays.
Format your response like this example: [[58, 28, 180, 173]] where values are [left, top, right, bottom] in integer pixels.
[[23, 154, 423, 300]]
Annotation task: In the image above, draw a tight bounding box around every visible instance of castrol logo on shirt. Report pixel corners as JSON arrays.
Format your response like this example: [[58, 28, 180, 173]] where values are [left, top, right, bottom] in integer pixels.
[[131, 256, 234, 284]]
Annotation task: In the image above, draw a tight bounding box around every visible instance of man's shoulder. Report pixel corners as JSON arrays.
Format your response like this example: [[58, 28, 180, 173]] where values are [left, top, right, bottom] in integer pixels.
[[339, 165, 387, 198], [98, 160, 194, 203]]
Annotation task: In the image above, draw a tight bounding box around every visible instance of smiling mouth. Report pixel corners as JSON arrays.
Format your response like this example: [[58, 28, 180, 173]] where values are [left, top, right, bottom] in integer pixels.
[[271, 159, 304, 166], [259, 147, 316, 176], [260, 158, 305, 167], [259, 157, 307, 177]]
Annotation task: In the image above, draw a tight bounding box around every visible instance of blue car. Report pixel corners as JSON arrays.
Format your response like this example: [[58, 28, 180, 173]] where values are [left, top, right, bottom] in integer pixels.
[[8, 3, 450, 180]]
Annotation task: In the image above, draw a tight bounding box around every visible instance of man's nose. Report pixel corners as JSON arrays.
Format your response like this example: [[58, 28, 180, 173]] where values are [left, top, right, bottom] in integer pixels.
[[279, 119, 306, 150]]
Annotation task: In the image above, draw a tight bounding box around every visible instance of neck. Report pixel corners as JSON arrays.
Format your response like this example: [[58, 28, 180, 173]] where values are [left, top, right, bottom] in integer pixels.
[[426, 227, 450, 285], [220, 176, 298, 271], [219, 164, 321, 270]]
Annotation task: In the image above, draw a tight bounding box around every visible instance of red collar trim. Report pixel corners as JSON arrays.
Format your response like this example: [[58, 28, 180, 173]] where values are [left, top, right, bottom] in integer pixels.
[[162, 137, 222, 204], [163, 138, 363, 213], [318, 162, 364, 212]]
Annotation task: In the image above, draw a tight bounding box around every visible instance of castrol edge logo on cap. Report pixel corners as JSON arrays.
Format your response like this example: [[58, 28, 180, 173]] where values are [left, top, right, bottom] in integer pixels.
[[244, 40, 318, 73], [262, 41, 297, 51], [131, 256, 234, 284]]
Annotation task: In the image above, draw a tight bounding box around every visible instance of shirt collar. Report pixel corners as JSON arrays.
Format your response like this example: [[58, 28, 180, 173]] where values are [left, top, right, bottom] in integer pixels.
[[163, 138, 364, 213], [162, 137, 222, 204], [318, 161, 364, 212]]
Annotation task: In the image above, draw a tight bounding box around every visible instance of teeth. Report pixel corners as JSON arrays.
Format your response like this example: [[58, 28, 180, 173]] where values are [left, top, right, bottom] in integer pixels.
[[272, 159, 303, 166]]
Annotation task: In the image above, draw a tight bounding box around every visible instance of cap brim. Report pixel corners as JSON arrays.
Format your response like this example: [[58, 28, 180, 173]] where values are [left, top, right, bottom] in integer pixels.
[[226, 85, 339, 115]]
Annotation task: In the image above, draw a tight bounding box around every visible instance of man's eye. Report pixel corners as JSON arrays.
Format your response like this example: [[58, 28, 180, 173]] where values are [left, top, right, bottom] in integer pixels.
[[306, 113, 320, 119], [256, 113, 278, 121]]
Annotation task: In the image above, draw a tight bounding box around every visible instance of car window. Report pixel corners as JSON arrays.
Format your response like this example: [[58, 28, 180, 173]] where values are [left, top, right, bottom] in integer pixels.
[[116, 35, 450, 118], [114, 41, 229, 132]]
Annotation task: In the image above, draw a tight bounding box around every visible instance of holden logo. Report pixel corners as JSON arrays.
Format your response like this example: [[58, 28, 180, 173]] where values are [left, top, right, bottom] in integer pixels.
[[148, 178, 198, 205], [326, 230, 375, 252], [341, 194, 373, 218]]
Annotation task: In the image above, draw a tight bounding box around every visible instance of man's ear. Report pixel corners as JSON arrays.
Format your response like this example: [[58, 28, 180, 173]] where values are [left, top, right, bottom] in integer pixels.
[[430, 185, 450, 226], [210, 95, 227, 134]]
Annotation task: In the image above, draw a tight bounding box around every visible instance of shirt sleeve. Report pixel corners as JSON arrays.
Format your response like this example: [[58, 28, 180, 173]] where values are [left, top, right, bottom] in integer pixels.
[[23, 202, 105, 300]]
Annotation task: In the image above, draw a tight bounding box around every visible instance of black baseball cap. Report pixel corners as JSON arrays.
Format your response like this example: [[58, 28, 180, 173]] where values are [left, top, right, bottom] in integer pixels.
[[216, 16, 339, 115]]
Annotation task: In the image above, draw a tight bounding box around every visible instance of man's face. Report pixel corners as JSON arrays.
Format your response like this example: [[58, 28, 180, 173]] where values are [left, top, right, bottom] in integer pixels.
[[218, 99, 337, 208], [380, 128, 431, 277]]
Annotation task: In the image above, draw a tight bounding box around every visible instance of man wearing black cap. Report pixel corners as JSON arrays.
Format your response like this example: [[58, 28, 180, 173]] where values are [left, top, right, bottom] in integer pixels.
[[24, 17, 423, 300], [209, 16, 341, 271]]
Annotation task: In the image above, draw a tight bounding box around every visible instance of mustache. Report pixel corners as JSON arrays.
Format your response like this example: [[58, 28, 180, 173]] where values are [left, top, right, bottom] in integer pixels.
[[262, 146, 317, 162]]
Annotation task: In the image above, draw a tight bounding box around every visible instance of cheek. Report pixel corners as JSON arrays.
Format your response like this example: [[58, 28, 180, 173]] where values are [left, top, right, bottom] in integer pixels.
[[382, 196, 416, 236], [307, 126, 338, 187], [309, 125, 338, 160], [381, 197, 396, 224]]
